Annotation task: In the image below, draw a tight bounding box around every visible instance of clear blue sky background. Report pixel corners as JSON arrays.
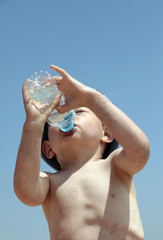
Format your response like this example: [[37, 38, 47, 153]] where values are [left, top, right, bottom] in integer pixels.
[[0, 0, 162, 239]]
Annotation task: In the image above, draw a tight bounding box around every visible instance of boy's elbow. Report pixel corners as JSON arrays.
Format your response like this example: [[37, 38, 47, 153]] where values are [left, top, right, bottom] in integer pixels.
[[136, 136, 150, 165], [142, 137, 150, 159], [14, 178, 41, 207], [14, 186, 41, 207]]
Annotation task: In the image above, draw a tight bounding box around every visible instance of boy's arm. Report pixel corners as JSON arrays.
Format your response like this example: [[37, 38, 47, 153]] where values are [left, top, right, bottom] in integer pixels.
[[14, 122, 49, 206], [51, 65, 150, 178], [86, 91, 150, 177], [14, 81, 60, 206]]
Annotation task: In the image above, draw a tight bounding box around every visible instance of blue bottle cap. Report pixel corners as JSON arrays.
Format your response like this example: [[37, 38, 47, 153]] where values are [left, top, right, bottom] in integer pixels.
[[60, 111, 76, 132]]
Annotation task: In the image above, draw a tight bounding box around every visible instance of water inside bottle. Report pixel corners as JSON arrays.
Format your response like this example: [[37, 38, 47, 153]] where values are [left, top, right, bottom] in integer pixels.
[[29, 84, 59, 104], [27, 70, 75, 132]]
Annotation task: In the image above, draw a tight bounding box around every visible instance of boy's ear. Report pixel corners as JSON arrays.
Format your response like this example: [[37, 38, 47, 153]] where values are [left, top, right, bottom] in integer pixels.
[[101, 131, 114, 143], [42, 141, 56, 159]]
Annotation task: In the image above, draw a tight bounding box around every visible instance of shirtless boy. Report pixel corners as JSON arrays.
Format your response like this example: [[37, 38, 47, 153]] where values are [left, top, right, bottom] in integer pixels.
[[14, 65, 150, 240]]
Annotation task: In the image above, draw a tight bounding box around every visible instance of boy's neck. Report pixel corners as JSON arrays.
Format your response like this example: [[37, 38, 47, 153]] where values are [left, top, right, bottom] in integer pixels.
[[58, 147, 103, 172]]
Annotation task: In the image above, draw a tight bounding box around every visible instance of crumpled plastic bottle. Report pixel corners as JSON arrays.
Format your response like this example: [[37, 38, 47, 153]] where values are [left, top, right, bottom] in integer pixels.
[[27, 70, 75, 132]]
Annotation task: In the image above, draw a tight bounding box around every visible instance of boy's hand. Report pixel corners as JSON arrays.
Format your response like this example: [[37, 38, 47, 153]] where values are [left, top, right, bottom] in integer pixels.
[[50, 65, 92, 113], [22, 80, 61, 126]]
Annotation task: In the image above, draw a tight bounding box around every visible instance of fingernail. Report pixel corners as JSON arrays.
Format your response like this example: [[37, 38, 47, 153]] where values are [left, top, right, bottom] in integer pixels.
[[50, 65, 55, 68]]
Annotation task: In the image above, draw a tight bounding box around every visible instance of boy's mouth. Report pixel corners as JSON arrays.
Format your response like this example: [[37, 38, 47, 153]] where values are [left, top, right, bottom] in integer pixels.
[[61, 125, 76, 136]]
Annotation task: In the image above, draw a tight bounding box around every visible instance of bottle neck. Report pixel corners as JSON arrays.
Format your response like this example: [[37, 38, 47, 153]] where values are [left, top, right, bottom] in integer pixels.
[[59, 110, 76, 132]]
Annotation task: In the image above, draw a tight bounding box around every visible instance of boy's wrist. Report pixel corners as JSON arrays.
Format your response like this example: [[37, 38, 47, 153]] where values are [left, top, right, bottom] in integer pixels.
[[24, 118, 45, 135], [84, 88, 101, 109], [81, 87, 95, 107]]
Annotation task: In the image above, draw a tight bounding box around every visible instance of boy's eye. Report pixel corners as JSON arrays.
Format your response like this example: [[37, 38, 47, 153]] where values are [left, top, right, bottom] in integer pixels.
[[76, 110, 83, 114], [75, 109, 85, 114]]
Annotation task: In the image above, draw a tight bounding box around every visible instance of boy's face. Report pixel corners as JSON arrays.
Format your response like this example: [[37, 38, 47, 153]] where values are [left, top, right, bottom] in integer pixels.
[[47, 107, 107, 162]]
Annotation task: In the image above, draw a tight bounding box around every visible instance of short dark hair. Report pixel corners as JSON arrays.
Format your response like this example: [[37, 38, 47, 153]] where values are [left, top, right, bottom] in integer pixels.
[[41, 122, 119, 171]]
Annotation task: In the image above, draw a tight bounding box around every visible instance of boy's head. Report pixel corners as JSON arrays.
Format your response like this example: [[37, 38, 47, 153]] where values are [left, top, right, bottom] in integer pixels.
[[41, 108, 119, 171]]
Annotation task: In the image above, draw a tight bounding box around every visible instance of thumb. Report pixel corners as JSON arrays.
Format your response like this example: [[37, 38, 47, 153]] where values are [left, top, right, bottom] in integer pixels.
[[50, 94, 62, 112], [56, 104, 71, 114]]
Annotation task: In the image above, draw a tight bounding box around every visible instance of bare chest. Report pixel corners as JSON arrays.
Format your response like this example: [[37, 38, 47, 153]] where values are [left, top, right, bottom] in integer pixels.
[[53, 165, 110, 219], [43, 163, 144, 239]]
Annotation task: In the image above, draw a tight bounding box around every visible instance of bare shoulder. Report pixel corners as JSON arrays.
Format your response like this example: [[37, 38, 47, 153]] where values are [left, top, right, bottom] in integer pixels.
[[103, 148, 133, 182], [40, 171, 59, 202], [105, 146, 148, 181], [40, 171, 51, 178], [40, 171, 59, 186]]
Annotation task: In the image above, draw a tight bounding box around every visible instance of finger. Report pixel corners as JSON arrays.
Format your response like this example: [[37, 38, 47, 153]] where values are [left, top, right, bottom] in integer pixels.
[[50, 65, 69, 77], [22, 79, 41, 107], [50, 94, 62, 112], [22, 79, 31, 101], [54, 76, 62, 80], [56, 104, 71, 114], [22, 79, 30, 93], [53, 76, 63, 84]]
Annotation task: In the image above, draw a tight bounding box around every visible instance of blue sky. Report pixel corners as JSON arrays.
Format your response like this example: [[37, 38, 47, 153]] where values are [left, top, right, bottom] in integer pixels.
[[0, 0, 162, 239]]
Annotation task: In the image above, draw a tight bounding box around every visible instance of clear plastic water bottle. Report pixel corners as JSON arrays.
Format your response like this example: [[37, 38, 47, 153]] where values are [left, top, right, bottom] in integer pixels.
[[27, 70, 76, 132]]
